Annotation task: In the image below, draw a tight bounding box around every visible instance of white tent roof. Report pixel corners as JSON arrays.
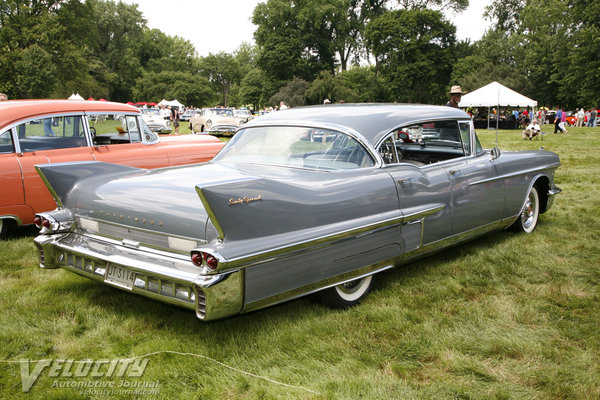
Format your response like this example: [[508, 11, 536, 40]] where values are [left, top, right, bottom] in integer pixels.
[[458, 81, 537, 108], [68, 93, 84, 100], [157, 99, 184, 108]]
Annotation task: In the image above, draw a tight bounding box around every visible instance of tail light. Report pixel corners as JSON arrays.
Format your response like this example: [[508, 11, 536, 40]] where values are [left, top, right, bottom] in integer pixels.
[[33, 216, 43, 228], [190, 251, 219, 270]]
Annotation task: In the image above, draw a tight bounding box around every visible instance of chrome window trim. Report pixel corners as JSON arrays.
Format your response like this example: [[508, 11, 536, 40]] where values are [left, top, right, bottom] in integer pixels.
[[4, 112, 91, 152], [375, 118, 475, 169]]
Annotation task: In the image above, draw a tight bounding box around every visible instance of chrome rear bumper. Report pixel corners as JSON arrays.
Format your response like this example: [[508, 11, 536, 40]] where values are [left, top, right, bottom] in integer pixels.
[[34, 233, 242, 321]]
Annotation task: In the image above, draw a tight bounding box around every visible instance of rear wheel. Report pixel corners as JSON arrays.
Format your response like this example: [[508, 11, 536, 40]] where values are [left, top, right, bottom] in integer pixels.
[[511, 185, 540, 233], [315, 275, 375, 308]]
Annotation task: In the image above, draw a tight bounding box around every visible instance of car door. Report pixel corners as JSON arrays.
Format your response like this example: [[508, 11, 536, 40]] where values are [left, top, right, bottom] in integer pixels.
[[440, 121, 504, 235], [0, 128, 27, 222], [378, 132, 453, 251], [13, 114, 94, 218], [88, 112, 170, 168]]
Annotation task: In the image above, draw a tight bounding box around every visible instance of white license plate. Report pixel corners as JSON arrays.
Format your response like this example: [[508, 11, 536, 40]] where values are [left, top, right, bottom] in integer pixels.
[[104, 264, 136, 289]]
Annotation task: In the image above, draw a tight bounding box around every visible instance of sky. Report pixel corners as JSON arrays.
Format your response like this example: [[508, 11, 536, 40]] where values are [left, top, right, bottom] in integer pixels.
[[121, 0, 495, 58]]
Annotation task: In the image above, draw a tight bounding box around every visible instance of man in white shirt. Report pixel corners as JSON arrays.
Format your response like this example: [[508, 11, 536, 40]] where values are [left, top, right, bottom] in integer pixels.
[[576, 108, 585, 127], [522, 119, 541, 139]]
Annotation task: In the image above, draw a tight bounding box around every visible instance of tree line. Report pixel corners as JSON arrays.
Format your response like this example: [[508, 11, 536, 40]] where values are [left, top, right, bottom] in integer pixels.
[[1, 0, 598, 110]]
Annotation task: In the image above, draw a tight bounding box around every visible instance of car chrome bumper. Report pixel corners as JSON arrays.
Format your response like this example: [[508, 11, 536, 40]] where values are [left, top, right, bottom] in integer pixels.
[[546, 185, 562, 211], [34, 233, 243, 321]]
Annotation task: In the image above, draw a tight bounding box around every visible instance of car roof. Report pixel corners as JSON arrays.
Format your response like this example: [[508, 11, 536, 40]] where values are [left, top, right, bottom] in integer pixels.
[[0, 100, 139, 130], [243, 103, 470, 145]]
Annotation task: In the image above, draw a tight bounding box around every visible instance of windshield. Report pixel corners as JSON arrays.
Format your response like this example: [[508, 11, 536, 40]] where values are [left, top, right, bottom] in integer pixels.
[[208, 108, 234, 117], [214, 126, 374, 170]]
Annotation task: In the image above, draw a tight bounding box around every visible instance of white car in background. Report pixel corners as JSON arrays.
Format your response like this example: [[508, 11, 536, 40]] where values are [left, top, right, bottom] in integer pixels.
[[141, 108, 171, 133], [190, 108, 241, 136], [234, 109, 254, 124]]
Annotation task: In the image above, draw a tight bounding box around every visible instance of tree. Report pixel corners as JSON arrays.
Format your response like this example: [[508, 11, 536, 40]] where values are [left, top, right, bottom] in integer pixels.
[[238, 69, 267, 110], [365, 9, 456, 104], [199, 52, 243, 107], [88, 0, 146, 102], [270, 77, 311, 107], [133, 71, 214, 107], [0, 0, 93, 98]]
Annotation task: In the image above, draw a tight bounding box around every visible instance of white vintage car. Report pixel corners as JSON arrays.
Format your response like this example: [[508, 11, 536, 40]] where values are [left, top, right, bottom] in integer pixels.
[[190, 108, 241, 136], [141, 108, 171, 133]]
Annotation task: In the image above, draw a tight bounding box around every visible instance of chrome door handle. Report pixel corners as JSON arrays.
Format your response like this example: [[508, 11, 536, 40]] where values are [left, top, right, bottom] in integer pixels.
[[397, 179, 406, 184]]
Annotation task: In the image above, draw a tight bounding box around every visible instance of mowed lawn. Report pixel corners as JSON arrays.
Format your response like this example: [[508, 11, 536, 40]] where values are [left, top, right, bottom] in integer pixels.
[[0, 125, 598, 400]]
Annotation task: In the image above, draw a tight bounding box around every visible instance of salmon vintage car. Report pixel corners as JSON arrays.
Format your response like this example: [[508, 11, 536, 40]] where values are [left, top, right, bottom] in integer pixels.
[[33, 104, 562, 321], [0, 100, 224, 238]]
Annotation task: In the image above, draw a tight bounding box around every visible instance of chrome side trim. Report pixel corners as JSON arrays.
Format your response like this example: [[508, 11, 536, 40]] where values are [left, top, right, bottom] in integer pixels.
[[0, 215, 24, 226], [213, 203, 445, 269], [243, 262, 394, 314], [469, 163, 561, 186], [403, 219, 502, 261]]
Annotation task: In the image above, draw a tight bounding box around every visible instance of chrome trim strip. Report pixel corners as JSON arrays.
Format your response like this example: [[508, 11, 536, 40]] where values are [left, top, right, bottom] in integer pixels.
[[403, 219, 502, 261], [469, 163, 561, 186], [217, 203, 445, 269], [548, 187, 562, 196], [0, 214, 24, 226], [243, 262, 394, 313]]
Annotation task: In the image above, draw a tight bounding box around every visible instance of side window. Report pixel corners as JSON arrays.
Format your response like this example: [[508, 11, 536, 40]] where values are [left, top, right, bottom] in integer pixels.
[[459, 122, 471, 155], [16, 116, 86, 152], [379, 120, 467, 166], [379, 137, 398, 164], [89, 114, 141, 145], [0, 129, 15, 153]]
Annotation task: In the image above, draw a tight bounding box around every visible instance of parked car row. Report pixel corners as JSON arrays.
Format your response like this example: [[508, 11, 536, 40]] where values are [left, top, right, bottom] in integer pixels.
[[0, 100, 224, 238], [30, 103, 561, 321]]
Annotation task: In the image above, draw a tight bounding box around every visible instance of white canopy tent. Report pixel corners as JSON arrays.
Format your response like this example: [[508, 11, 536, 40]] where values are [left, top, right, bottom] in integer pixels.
[[157, 99, 184, 108], [459, 82, 538, 142], [458, 81, 537, 108], [67, 93, 84, 100]]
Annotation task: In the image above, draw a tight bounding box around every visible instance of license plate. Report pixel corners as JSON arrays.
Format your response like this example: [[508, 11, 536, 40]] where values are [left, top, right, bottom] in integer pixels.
[[104, 263, 136, 289]]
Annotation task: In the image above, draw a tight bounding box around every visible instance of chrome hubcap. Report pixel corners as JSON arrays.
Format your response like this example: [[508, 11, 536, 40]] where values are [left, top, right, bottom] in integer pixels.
[[521, 191, 537, 230]]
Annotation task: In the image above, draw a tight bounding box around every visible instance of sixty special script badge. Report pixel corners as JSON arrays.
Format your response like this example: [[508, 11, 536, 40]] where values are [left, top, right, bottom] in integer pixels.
[[228, 194, 263, 205]]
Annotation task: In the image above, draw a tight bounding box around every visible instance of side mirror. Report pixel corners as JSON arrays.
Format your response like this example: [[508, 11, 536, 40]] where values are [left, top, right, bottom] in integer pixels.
[[491, 146, 501, 160]]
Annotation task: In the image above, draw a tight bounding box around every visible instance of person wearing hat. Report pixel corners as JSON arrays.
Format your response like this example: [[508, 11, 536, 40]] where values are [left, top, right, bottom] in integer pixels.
[[446, 85, 464, 108]]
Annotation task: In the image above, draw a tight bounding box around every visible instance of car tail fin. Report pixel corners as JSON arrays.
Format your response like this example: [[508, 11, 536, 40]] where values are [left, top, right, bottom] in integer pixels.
[[35, 161, 142, 208]]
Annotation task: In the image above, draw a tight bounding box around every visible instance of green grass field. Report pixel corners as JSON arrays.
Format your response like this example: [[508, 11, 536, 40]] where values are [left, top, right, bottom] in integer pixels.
[[1, 125, 598, 399]]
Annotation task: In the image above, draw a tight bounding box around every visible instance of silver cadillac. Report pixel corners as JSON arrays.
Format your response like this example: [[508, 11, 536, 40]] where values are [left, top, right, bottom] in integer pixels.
[[33, 104, 562, 321]]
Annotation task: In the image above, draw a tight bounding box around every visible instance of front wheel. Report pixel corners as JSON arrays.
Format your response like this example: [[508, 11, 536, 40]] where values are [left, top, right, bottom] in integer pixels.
[[511, 185, 540, 233], [315, 275, 375, 308]]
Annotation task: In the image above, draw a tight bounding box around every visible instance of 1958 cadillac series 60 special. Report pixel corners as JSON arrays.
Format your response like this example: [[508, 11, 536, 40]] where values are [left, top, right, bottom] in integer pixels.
[[33, 104, 561, 321]]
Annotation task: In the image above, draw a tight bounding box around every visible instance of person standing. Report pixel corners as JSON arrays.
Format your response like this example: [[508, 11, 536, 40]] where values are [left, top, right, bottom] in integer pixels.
[[170, 107, 180, 135], [588, 108, 597, 127], [554, 107, 563, 133], [445, 85, 463, 108], [576, 108, 585, 127]]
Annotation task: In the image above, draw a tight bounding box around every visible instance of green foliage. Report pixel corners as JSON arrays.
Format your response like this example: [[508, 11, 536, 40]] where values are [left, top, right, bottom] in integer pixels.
[[270, 77, 311, 107], [199, 52, 243, 107], [133, 71, 214, 107], [365, 8, 455, 104]]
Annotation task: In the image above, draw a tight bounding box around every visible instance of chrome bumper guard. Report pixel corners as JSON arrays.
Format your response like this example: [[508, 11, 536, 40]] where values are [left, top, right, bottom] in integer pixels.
[[547, 185, 562, 211], [34, 233, 243, 321]]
